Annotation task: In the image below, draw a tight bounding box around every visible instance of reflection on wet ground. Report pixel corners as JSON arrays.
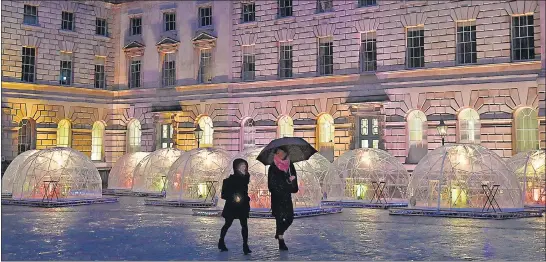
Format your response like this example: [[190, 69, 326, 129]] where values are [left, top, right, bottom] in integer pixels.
[[2, 197, 545, 260]]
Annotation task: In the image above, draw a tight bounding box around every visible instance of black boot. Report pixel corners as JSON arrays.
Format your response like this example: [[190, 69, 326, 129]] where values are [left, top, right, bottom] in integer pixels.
[[278, 239, 288, 251], [243, 243, 252, 255], [218, 238, 228, 252]]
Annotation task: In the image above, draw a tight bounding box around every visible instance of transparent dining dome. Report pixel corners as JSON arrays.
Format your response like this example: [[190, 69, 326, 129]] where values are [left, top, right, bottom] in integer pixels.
[[301, 153, 332, 191], [507, 150, 545, 205], [323, 148, 409, 203], [166, 148, 232, 201], [11, 147, 102, 200], [108, 152, 150, 190], [2, 150, 39, 195], [408, 144, 523, 210], [217, 147, 321, 210], [131, 148, 183, 193]]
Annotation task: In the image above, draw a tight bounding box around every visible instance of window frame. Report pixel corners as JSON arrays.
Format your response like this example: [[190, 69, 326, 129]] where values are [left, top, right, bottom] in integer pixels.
[[199, 49, 213, 83], [199, 6, 212, 27], [514, 107, 539, 153], [360, 31, 377, 72], [91, 121, 105, 161], [407, 110, 427, 147], [129, 58, 142, 88], [96, 18, 108, 36], [279, 42, 293, 78], [358, 116, 381, 149], [23, 5, 38, 25], [241, 118, 256, 150], [160, 123, 174, 149], [18, 119, 36, 154], [241, 2, 256, 23], [317, 0, 333, 13], [456, 20, 477, 65], [59, 52, 73, 86], [56, 119, 72, 148], [318, 37, 334, 76], [278, 0, 293, 18], [317, 114, 335, 145], [94, 63, 106, 89], [21, 47, 36, 83], [242, 45, 256, 81], [278, 115, 294, 138], [130, 17, 142, 36], [197, 116, 214, 148], [162, 52, 176, 87], [406, 26, 425, 69], [511, 14, 536, 61], [61, 11, 75, 31], [127, 119, 142, 153], [164, 12, 176, 32], [358, 0, 377, 8], [457, 108, 481, 144]]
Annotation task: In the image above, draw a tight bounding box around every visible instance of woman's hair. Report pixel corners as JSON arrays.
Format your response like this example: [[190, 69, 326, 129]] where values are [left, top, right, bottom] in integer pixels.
[[274, 146, 288, 154]]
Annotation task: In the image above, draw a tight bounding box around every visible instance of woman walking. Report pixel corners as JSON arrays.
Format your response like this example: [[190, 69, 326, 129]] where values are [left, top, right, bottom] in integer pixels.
[[268, 147, 298, 251], [218, 158, 252, 255]]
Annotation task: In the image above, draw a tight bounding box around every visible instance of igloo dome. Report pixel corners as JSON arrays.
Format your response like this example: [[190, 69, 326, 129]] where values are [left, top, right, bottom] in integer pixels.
[[300, 153, 332, 192], [323, 148, 409, 203], [408, 144, 523, 210], [217, 147, 322, 210], [132, 148, 184, 193], [11, 147, 102, 200], [166, 148, 232, 201], [108, 152, 150, 190], [2, 150, 39, 195], [507, 150, 545, 205]]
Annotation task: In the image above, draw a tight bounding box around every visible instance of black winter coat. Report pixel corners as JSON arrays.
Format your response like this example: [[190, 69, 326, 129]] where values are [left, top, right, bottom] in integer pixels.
[[221, 160, 251, 219], [268, 163, 299, 218]]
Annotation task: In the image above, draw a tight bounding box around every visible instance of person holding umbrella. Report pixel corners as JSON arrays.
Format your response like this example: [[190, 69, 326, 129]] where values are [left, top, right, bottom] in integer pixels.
[[257, 137, 317, 251], [218, 158, 252, 255]]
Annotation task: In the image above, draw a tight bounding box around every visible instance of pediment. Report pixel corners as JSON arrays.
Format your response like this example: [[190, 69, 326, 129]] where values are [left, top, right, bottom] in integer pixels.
[[123, 41, 145, 50], [156, 36, 180, 46], [192, 32, 217, 42]]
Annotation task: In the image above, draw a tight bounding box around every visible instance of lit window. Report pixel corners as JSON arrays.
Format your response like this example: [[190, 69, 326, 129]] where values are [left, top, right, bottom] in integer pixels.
[[18, 119, 36, 154], [318, 37, 333, 76], [278, 0, 292, 18], [21, 47, 36, 83], [242, 45, 255, 81], [59, 52, 72, 85], [199, 49, 212, 83], [56, 119, 71, 147], [317, 114, 335, 145], [127, 119, 141, 153], [360, 117, 381, 149], [279, 42, 293, 78], [162, 53, 176, 86], [317, 0, 333, 13], [278, 115, 294, 138], [129, 58, 141, 88], [458, 108, 480, 144], [360, 31, 377, 72], [130, 17, 142, 36], [94, 56, 106, 89], [456, 20, 477, 64], [511, 15, 535, 61], [197, 116, 214, 147], [514, 107, 539, 153], [96, 18, 108, 36], [242, 118, 256, 149], [61, 11, 74, 31], [242, 2, 255, 23], [406, 26, 425, 68], [199, 6, 212, 27], [358, 0, 376, 7], [160, 124, 173, 149], [91, 122, 105, 161], [408, 110, 427, 146], [23, 5, 38, 25], [164, 12, 176, 31]]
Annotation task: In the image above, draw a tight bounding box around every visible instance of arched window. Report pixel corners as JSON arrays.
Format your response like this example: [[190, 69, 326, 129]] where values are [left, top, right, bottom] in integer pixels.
[[197, 116, 214, 148], [278, 115, 294, 138], [56, 119, 72, 147], [514, 107, 539, 153], [127, 119, 141, 153], [458, 108, 480, 144], [241, 118, 256, 150], [406, 110, 427, 164], [91, 121, 105, 161], [18, 118, 36, 154], [317, 114, 335, 146]]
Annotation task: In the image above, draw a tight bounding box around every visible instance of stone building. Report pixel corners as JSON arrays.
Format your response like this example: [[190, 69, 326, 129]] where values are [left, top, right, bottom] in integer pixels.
[[1, 0, 545, 177]]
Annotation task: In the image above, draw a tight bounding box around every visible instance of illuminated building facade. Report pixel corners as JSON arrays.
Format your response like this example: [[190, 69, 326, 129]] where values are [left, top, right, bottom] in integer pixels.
[[1, 0, 545, 177]]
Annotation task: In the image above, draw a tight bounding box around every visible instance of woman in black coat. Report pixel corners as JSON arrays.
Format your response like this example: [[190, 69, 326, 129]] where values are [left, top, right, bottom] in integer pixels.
[[218, 158, 252, 255], [268, 147, 298, 251]]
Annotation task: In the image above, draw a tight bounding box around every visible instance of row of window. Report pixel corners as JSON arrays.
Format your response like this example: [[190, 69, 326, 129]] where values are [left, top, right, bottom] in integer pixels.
[[23, 5, 108, 36], [16, 106, 539, 162]]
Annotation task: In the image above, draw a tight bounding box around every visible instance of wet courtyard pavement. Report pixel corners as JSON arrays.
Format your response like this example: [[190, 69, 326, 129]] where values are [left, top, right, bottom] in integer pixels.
[[2, 197, 545, 261]]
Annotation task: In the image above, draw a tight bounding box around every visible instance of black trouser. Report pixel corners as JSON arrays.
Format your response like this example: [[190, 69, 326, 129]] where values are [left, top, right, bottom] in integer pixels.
[[220, 217, 248, 245], [275, 216, 293, 236]]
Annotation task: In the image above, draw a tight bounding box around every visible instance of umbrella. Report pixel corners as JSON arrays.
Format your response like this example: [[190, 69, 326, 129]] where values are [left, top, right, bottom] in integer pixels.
[[256, 137, 318, 165]]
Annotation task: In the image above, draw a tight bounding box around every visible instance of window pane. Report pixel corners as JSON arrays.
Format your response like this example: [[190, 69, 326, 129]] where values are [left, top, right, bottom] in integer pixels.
[[372, 140, 379, 149], [456, 21, 477, 64], [199, 49, 212, 83], [512, 15, 535, 61], [199, 7, 212, 27], [361, 140, 368, 148], [318, 38, 333, 75], [21, 47, 36, 83], [242, 3, 255, 22], [361, 119, 368, 135], [279, 43, 293, 78], [406, 27, 425, 68], [242, 45, 255, 81]]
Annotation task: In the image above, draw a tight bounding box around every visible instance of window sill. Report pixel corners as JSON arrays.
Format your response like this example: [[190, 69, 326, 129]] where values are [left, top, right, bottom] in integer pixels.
[[59, 29, 78, 36], [275, 16, 296, 25], [236, 21, 258, 29], [22, 23, 41, 30], [313, 11, 336, 19], [355, 5, 379, 13], [360, 71, 377, 76], [94, 34, 111, 41]]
